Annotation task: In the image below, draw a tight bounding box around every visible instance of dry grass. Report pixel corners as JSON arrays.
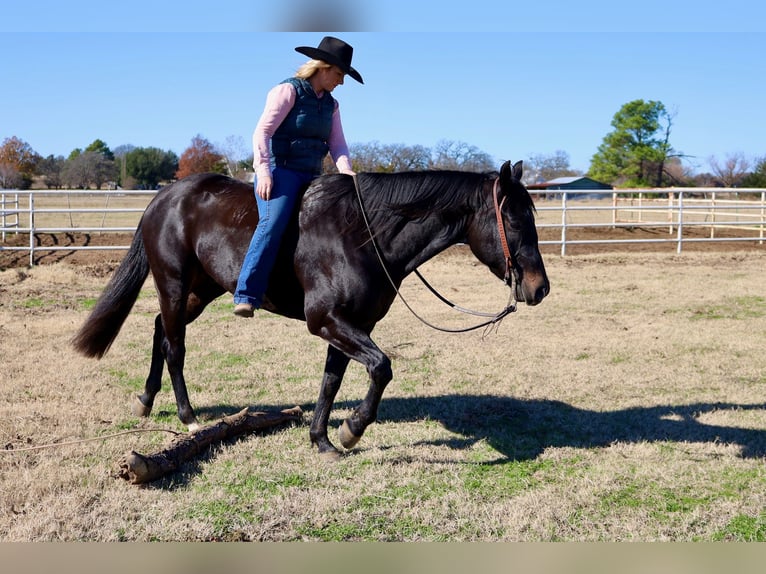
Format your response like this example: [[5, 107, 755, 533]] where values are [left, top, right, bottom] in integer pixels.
[[1, 247, 765, 541]]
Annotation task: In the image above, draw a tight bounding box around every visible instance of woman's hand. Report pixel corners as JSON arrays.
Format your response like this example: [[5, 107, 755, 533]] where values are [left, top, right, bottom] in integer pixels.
[[256, 175, 273, 200]]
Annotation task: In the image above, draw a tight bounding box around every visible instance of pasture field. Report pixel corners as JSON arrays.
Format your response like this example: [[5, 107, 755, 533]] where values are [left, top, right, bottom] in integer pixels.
[[1, 246, 765, 541]]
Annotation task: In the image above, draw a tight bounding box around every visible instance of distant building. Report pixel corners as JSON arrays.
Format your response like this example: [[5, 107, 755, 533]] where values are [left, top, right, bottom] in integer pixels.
[[527, 176, 613, 199], [527, 176, 613, 191]]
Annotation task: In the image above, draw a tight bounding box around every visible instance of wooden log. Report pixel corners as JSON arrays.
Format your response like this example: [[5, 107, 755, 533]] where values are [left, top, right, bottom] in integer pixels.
[[117, 406, 303, 484]]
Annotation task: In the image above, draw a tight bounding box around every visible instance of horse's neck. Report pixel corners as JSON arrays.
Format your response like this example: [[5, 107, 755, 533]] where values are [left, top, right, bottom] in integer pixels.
[[384, 212, 467, 276]]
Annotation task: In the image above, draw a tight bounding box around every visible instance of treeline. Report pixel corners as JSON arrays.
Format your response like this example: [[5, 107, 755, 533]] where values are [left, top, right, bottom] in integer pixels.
[[0, 134, 504, 191], [0, 134, 234, 191], [2, 99, 765, 190]]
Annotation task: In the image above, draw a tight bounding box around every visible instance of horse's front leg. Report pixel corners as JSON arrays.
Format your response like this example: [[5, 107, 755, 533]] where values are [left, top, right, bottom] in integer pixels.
[[310, 345, 350, 461], [337, 349, 392, 450], [309, 317, 393, 452]]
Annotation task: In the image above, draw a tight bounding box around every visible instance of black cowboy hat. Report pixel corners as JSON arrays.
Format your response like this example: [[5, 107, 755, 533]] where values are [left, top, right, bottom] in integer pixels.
[[295, 36, 364, 84]]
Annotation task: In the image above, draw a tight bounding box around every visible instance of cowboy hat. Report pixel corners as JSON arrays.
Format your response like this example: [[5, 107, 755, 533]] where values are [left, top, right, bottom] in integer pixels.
[[295, 36, 364, 84]]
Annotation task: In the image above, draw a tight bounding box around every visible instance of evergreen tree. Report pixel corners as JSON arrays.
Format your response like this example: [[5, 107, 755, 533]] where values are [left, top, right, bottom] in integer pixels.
[[589, 100, 675, 187]]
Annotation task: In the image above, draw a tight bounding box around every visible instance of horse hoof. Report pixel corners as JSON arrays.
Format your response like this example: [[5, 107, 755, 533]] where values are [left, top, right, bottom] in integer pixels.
[[187, 421, 202, 433], [132, 396, 152, 417], [338, 420, 361, 450], [319, 450, 342, 463]]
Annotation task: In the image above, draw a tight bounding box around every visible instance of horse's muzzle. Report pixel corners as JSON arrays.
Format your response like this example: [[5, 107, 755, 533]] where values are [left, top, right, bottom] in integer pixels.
[[516, 272, 549, 306]]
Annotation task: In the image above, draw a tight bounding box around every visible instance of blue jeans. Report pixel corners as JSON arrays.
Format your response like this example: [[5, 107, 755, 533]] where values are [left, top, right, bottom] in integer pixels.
[[234, 167, 315, 308]]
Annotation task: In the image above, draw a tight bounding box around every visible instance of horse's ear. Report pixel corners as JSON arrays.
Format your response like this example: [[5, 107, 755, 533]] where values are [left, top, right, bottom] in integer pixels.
[[499, 160, 523, 183], [512, 160, 523, 181], [500, 160, 512, 182]]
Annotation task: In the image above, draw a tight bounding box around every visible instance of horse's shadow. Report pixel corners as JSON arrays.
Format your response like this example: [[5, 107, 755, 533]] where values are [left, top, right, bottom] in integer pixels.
[[364, 394, 766, 461], [152, 394, 766, 488]]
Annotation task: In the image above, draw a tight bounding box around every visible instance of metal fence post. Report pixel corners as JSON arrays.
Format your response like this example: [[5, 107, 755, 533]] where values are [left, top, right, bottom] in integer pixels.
[[676, 190, 684, 254], [28, 192, 35, 266], [560, 192, 567, 256]]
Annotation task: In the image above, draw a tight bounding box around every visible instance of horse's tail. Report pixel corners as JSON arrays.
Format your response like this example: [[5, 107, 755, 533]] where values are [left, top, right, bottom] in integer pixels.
[[71, 224, 150, 359]]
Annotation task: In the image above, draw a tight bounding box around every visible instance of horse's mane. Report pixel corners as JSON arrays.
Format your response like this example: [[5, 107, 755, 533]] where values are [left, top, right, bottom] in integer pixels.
[[303, 169, 535, 237], [307, 171, 492, 223]]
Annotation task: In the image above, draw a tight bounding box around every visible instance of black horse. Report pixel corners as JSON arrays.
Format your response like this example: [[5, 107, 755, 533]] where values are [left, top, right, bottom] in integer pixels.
[[72, 160, 549, 459]]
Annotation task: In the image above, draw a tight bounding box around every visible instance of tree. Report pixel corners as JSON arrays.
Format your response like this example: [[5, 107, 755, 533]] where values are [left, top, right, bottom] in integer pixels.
[[430, 139, 495, 172], [348, 141, 431, 172], [176, 135, 225, 179], [708, 152, 751, 187], [588, 100, 676, 187], [0, 163, 22, 189], [662, 156, 696, 186], [61, 151, 117, 189], [125, 147, 179, 189], [218, 135, 250, 180], [0, 136, 41, 189], [38, 154, 66, 189], [524, 150, 581, 185], [113, 144, 136, 188], [741, 156, 766, 188], [85, 139, 115, 161]]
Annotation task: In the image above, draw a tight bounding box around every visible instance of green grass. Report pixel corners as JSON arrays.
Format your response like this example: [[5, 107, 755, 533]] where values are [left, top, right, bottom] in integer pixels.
[[108, 368, 145, 391], [80, 297, 98, 310], [184, 499, 259, 541], [713, 512, 766, 541], [464, 459, 555, 499], [609, 353, 630, 365], [690, 295, 766, 320]]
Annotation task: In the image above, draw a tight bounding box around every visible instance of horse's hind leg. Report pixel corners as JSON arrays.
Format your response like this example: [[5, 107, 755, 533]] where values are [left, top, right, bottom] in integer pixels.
[[133, 314, 166, 417], [310, 345, 351, 460], [144, 286, 219, 429], [162, 289, 225, 429]]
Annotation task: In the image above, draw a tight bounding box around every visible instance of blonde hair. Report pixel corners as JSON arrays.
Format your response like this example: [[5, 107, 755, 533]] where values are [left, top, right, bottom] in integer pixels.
[[295, 59, 332, 79]]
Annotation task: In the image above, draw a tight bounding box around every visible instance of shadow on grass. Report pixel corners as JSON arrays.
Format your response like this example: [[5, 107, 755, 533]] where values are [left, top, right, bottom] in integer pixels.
[[367, 394, 766, 461], [147, 394, 765, 488]]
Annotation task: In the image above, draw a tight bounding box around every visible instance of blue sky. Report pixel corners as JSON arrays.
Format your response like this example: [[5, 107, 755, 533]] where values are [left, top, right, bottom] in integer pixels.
[[2, 3, 765, 173]]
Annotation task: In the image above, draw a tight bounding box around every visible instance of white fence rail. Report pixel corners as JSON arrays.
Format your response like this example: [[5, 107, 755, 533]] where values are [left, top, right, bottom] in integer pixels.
[[1, 189, 157, 266], [1, 187, 765, 265], [536, 187, 766, 255]]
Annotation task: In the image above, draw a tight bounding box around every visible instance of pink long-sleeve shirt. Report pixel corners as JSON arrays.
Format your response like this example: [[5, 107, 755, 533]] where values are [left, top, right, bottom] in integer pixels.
[[252, 82, 353, 180]]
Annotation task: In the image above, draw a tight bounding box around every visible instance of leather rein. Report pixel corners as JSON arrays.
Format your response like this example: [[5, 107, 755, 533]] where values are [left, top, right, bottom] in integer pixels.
[[352, 174, 517, 334]]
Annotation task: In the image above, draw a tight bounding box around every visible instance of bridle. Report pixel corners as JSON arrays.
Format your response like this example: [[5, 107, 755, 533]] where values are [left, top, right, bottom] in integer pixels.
[[352, 174, 518, 334], [492, 177, 516, 287]]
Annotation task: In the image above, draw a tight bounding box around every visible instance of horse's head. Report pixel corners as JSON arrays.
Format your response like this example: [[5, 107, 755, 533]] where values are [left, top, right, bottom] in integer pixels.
[[467, 160, 550, 306]]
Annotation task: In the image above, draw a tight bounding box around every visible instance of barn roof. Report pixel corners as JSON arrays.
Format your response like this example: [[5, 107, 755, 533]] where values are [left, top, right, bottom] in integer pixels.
[[527, 176, 613, 190]]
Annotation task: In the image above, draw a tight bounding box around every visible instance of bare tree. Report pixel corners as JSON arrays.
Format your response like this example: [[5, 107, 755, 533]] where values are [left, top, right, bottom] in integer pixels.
[[431, 140, 494, 172], [62, 151, 116, 189], [524, 150, 581, 185], [708, 152, 751, 187], [38, 155, 66, 189], [0, 163, 22, 189], [347, 141, 431, 173], [218, 135, 250, 180], [662, 156, 695, 186]]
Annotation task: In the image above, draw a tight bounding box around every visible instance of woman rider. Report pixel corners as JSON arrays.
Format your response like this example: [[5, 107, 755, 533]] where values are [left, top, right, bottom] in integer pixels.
[[233, 36, 363, 317]]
